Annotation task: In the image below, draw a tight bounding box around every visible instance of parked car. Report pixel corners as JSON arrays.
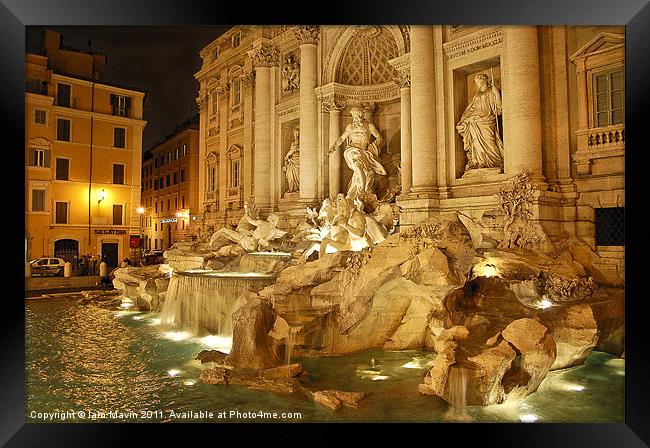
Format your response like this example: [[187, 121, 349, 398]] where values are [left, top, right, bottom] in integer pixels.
[[142, 250, 165, 266], [30, 257, 66, 276]]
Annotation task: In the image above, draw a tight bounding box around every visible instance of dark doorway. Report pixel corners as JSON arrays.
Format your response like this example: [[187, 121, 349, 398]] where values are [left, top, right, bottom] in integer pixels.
[[54, 239, 78, 265], [101, 242, 119, 269]]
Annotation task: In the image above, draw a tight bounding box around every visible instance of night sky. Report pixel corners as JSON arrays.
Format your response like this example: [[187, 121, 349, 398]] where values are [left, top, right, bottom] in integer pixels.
[[26, 26, 231, 153]]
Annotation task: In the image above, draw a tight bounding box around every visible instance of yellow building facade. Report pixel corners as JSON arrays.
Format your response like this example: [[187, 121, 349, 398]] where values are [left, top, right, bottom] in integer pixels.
[[25, 30, 147, 269], [141, 117, 200, 252]]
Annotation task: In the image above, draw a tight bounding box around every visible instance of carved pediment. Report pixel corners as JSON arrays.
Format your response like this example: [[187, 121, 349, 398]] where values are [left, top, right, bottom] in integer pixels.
[[205, 151, 219, 163], [28, 137, 51, 148], [227, 144, 242, 156], [570, 32, 624, 62]]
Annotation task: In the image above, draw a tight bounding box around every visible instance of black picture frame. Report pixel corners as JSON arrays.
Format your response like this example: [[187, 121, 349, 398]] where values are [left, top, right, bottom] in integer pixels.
[[4, 0, 647, 445]]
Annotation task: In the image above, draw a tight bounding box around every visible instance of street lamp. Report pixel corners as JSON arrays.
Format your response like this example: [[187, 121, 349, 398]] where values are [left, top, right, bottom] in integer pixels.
[[136, 206, 145, 263], [97, 189, 106, 204]]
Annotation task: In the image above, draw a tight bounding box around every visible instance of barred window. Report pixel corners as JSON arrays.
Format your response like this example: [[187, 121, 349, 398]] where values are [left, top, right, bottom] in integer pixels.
[[595, 207, 624, 246]]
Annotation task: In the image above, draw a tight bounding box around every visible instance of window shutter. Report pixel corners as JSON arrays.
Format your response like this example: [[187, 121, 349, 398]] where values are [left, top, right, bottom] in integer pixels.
[[110, 94, 118, 114], [44, 150, 51, 168], [29, 149, 36, 166], [125, 97, 132, 117]]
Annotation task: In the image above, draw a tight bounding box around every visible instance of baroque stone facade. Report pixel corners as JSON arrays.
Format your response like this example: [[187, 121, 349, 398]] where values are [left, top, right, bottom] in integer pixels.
[[194, 25, 625, 265]]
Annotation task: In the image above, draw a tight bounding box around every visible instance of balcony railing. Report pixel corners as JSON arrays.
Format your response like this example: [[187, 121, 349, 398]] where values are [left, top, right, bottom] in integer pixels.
[[576, 124, 625, 151], [26, 79, 48, 95]]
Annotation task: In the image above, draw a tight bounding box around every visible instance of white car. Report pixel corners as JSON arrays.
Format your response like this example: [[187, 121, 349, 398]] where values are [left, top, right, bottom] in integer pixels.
[[30, 257, 66, 276]]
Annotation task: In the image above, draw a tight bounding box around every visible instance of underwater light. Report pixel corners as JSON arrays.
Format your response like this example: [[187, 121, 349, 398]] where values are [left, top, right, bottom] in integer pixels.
[[402, 360, 422, 369], [482, 264, 498, 278], [120, 302, 133, 309], [538, 298, 553, 309], [132, 315, 145, 321], [200, 335, 232, 352], [520, 414, 538, 423], [163, 331, 190, 341], [566, 384, 585, 392], [167, 369, 181, 377], [183, 380, 196, 386], [370, 375, 390, 381]]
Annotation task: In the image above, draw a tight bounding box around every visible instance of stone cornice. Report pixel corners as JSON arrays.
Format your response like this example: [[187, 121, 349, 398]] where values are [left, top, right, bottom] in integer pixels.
[[315, 82, 400, 106], [443, 27, 503, 60], [292, 25, 320, 45]]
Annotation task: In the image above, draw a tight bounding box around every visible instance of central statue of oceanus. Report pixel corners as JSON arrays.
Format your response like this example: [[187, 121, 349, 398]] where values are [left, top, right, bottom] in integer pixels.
[[328, 106, 386, 200]]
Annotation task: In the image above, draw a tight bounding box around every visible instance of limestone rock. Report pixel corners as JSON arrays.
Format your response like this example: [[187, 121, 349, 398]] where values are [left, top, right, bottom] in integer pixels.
[[544, 303, 599, 370], [590, 288, 625, 356], [164, 246, 215, 271], [225, 298, 282, 369], [313, 390, 366, 410], [466, 340, 517, 405], [500, 318, 556, 400], [195, 350, 228, 364], [561, 237, 624, 287], [200, 367, 301, 395], [260, 363, 303, 379], [418, 343, 457, 396]]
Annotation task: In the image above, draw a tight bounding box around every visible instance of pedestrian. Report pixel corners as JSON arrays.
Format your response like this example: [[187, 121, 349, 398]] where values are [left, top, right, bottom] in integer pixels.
[[79, 254, 87, 276], [95, 256, 101, 276]]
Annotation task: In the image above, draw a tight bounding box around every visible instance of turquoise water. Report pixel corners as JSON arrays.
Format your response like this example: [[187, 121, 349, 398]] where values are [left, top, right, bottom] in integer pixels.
[[26, 297, 624, 423]]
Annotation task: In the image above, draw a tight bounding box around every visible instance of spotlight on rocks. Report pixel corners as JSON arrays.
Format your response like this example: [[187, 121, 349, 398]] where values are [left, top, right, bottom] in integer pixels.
[[520, 414, 538, 423], [167, 369, 181, 377]]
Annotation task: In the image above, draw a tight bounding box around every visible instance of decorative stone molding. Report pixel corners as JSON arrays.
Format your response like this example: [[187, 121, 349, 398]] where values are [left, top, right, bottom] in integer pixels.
[[248, 43, 280, 69], [217, 82, 230, 99], [398, 25, 410, 53], [321, 99, 345, 113], [292, 25, 320, 45], [241, 69, 255, 88], [443, 27, 503, 60], [388, 53, 410, 88], [196, 94, 208, 112], [314, 82, 400, 106], [281, 53, 300, 94]]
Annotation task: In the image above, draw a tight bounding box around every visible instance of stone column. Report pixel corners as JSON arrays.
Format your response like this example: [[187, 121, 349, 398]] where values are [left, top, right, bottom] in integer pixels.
[[409, 26, 437, 194], [195, 89, 208, 214], [323, 99, 345, 197], [395, 71, 412, 195], [293, 25, 320, 202], [217, 80, 229, 220], [502, 26, 544, 179], [248, 42, 279, 211]]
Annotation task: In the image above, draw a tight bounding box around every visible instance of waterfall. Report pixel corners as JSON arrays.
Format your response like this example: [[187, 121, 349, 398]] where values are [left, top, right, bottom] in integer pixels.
[[445, 365, 471, 421], [239, 252, 291, 274], [159, 271, 274, 337]]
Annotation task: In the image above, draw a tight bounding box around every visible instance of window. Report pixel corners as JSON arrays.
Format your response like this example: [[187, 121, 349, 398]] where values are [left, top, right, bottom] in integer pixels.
[[34, 109, 47, 125], [214, 49, 219, 60], [167, 199, 170, 211], [56, 119, 71, 141], [155, 202, 158, 213], [173, 172, 177, 184], [182, 195, 185, 208], [231, 79, 241, 107], [55, 201, 68, 224], [154, 179, 158, 190], [160, 156, 165, 167], [182, 144, 187, 156], [166, 175, 171, 187], [113, 164, 125, 185], [113, 204, 123, 225], [167, 152, 172, 164], [595, 207, 625, 246], [208, 166, 216, 191], [114, 127, 126, 148], [174, 197, 178, 210], [31, 189, 45, 212], [211, 92, 219, 116], [154, 230, 158, 242], [593, 68, 624, 127], [175, 148, 179, 160], [154, 158, 159, 168], [231, 159, 240, 188], [28, 148, 50, 167], [56, 83, 71, 107], [110, 94, 131, 117], [232, 32, 241, 48], [55, 158, 69, 181], [161, 200, 164, 212], [180, 169, 185, 182]]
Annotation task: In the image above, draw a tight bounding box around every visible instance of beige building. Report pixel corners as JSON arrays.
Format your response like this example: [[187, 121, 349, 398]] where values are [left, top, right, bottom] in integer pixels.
[[25, 30, 147, 269], [141, 116, 200, 251], [194, 26, 623, 267]]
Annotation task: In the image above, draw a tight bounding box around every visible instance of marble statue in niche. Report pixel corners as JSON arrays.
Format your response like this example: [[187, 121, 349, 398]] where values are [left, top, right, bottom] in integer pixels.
[[456, 73, 504, 173], [281, 54, 300, 94], [328, 106, 386, 200], [282, 125, 300, 194]]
